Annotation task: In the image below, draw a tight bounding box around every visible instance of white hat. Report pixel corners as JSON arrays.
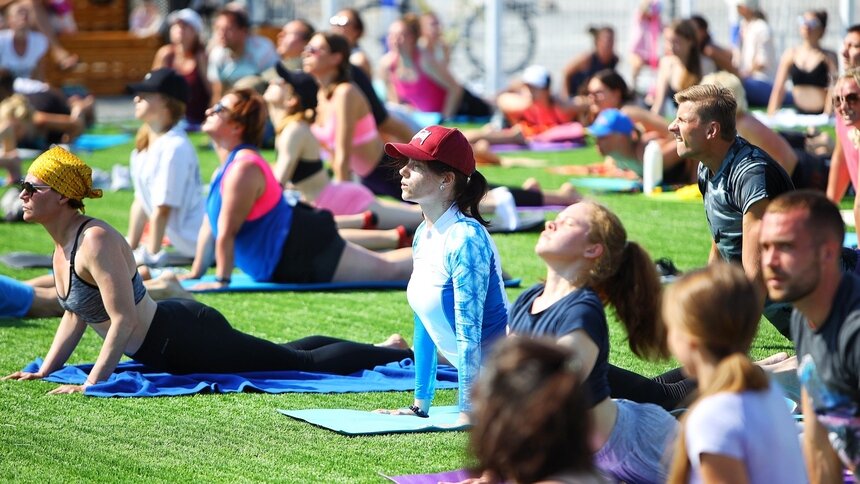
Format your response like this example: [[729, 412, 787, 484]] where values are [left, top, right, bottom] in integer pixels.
[[167, 8, 204, 36], [522, 65, 550, 89]]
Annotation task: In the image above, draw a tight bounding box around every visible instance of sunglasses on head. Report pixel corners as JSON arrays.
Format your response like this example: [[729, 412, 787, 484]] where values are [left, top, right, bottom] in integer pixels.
[[19, 180, 51, 196], [329, 15, 349, 27]]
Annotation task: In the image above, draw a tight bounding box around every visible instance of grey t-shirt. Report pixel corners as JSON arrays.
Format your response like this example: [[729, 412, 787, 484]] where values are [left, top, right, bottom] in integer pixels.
[[792, 273, 860, 468], [697, 136, 794, 263]]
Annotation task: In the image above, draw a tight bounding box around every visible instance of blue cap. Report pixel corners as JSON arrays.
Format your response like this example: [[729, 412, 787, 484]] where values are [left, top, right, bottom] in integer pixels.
[[587, 109, 634, 137]]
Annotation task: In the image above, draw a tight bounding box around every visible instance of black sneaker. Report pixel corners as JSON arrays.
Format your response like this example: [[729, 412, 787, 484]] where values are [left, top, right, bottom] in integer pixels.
[[655, 258, 681, 283]]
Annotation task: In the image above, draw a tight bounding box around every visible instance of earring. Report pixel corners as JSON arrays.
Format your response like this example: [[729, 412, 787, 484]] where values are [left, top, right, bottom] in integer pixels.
[[439, 184, 445, 191]]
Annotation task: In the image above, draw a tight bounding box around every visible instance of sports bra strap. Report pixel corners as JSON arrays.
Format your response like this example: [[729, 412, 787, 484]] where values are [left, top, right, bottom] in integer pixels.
[[70, 218, 94, 268]]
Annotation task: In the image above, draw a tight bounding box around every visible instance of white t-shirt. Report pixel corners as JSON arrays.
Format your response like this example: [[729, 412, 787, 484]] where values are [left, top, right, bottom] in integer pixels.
[[685, 381, 807, 484], [129, 125, 204, 257], [0, 30, 48, 79], [740, 18, 776, 81]]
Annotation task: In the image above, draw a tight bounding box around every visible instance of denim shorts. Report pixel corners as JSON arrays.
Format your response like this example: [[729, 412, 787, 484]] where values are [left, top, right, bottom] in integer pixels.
[[594, 399, 678, 484]]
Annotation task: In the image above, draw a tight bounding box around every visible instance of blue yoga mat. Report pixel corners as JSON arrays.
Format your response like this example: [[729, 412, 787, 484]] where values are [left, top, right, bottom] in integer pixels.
[[181, 272, 521, 293], [845, 232, 858, 248], [569, 177, 643, 193], [21, 357, 458, 397], [72, 133, 132, 151], [278, 405, 469, 435]]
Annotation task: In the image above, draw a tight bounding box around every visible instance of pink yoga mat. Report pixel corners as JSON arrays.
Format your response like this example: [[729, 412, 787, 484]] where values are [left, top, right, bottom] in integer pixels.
[[383, 469, 474, 483]]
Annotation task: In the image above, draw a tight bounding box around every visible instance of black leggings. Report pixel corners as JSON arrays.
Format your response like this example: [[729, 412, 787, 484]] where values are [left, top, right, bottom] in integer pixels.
[[608, 364, 696, 411], [131, 299, 413, 375]]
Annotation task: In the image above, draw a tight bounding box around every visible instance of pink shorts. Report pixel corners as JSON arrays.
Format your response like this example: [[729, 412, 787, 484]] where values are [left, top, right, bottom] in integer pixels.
[[313, 182, 376, 216]]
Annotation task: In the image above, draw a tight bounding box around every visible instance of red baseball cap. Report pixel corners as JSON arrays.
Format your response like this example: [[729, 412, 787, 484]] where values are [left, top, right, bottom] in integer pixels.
[[384, 125, 475, 176]]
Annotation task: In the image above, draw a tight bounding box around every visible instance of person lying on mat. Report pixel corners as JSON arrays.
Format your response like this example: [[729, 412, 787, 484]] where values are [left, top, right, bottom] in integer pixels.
[[182, 88, 413, 291], [376, 126, 508, 425], [464, 65, 581, 148], [663, 263, 806, 484], [125, 68, 205, 269], [556, 108, 698, 185], [463, 338, 611, 484], [2, 146, 415, 392]]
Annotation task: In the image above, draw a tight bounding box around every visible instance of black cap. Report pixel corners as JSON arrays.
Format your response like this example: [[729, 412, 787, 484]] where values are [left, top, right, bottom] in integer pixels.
[[275, 63, 318, 111], [127, 68, 190, 104]]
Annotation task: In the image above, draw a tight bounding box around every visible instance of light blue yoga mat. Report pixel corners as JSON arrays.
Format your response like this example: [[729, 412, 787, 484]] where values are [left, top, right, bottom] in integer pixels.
[[181, 272, 521, 293], [72, 133, 132, 151], [845, 232, 858, 248], [569, 177, 643, 193], [278, 405, 469, 435]]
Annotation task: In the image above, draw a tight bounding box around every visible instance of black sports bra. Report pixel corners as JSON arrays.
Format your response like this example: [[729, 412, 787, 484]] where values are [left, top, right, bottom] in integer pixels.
[[56, 219, 146, 324], [290, 159, 324, 184], [789, 61, 829, 88]]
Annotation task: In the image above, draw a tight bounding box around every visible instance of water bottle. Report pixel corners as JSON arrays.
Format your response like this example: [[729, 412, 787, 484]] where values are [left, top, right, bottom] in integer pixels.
[[643, 140, 663, 195]]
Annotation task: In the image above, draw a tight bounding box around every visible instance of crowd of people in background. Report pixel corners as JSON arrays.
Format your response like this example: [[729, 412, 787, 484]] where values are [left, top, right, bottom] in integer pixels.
[[3, 0, 860, 482]]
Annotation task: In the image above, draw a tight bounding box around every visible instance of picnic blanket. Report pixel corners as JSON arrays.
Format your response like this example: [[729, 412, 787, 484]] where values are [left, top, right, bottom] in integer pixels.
[[0, 251, 193, 269], [20, 357, 458, 397], [181, 273, 522, 293], [278, 405, 468, 435]]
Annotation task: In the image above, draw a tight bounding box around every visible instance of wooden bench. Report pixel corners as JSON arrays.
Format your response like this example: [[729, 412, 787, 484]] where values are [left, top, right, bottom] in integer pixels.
[[44, 31, 163, 96]]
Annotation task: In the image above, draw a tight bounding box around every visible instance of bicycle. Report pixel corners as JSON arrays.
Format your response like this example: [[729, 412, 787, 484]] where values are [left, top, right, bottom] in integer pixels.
[[356, 0, 538, 80]]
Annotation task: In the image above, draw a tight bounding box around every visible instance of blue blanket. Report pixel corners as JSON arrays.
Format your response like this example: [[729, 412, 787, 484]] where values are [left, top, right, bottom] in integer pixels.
[[21, 357, 458, 397], [279, 405, 469, 435], [181, 272, 522, 293]]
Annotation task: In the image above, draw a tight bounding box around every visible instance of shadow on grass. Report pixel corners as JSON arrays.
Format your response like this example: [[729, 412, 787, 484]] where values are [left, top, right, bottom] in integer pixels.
[[0, 317, 40, 328]]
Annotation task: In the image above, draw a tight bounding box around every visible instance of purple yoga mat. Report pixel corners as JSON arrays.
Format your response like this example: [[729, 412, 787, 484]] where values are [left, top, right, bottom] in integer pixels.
[[383, 469, 474, 484], [491, 140, 585, 153]]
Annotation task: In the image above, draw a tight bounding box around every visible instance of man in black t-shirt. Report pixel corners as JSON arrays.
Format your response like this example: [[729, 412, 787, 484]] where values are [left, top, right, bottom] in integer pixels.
[[760, 190, 860, 482], [670, 84, 794, 337]]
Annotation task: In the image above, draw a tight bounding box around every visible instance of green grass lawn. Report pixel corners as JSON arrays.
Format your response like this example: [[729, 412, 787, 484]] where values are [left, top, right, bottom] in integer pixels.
[[0, 129, 797, 482]]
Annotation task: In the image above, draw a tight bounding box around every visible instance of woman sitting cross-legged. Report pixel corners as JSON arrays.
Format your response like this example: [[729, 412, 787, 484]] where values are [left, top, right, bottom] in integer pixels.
[[1, 147, 415, 392], [183, 88, 413, 291]]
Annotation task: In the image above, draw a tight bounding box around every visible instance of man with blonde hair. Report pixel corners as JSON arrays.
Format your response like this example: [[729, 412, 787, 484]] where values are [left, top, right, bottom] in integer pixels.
[[670, 84, 794, 337]]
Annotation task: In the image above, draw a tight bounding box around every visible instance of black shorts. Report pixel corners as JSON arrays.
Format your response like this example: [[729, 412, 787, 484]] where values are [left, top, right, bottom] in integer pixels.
[[270, 202, 346, 283]]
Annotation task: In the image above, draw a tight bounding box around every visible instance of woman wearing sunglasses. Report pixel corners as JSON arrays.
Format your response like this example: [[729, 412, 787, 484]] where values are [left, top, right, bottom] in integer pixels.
[[184, 88, 412, 291], [3, 147, 415, 392], [303, 32, 403, 200], [828, 69, 860, 236], [767, 10, 838, 116]]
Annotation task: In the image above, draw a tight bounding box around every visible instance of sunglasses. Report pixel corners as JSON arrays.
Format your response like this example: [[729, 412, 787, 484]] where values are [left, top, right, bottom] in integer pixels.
[[303, 44, 328, 56], [329, 15, 349, 27], [210, 102, 232, 116], [19, 180, 51, 196], [798, 16, 821, 30], [834, 93, 860, 106]]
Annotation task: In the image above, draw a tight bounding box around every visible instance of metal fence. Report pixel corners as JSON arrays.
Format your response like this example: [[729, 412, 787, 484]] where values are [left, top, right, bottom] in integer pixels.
[[143, 0, 858, 96]]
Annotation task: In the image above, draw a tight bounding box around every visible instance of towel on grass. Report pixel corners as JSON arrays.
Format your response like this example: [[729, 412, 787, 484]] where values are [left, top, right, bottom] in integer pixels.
[[21, 357, 458, 397], [181, 273, 521, 293], [279, 405, 468, 435]]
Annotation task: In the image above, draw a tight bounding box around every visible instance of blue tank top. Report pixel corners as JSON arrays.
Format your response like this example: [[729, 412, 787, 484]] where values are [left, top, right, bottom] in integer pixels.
[[206, 144, 293, 281], [57, 219, 147, 324]]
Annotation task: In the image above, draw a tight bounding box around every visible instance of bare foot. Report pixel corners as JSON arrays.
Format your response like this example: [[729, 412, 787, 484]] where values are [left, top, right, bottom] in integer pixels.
[[522, 177, 541, 192], [376, 333, 410, 349], [146, 270, 195, 301], [52, 49, 79, 71], [755, 351, 789, 366]]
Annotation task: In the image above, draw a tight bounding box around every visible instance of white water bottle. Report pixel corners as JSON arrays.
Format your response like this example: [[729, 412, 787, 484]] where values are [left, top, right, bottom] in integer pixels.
[[643, 140, 663, 195]]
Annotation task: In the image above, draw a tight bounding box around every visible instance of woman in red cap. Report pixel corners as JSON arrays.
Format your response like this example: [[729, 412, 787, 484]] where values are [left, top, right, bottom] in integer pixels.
[[377, 125, 508, 423]]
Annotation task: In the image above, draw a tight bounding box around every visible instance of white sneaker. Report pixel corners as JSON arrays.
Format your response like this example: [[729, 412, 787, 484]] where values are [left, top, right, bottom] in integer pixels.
[[133, 246, 168, 268], [490, 186, 518, 231]]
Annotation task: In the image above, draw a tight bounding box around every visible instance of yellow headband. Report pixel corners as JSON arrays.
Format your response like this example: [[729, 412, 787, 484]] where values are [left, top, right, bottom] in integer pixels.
[[28, 146, 103, 201]]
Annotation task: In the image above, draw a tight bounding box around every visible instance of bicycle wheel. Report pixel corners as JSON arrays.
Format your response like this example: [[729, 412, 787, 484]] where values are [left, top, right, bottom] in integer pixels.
[[463, 4, 536, 76], [356, 0, 406, 70]]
